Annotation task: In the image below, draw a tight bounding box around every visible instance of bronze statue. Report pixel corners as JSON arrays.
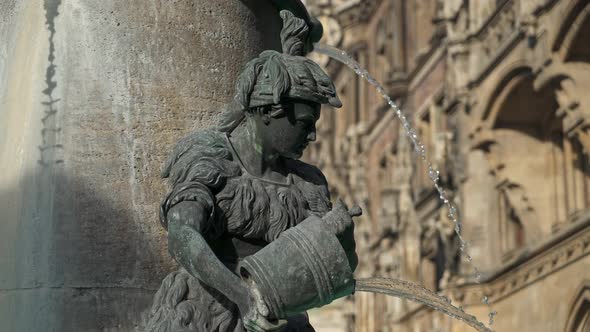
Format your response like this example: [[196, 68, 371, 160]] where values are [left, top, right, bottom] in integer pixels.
[[146, 9, 360, 332]]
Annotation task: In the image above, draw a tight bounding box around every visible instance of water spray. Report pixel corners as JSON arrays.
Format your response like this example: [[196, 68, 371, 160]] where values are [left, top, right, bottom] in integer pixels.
[[314, 42, 498, 328]]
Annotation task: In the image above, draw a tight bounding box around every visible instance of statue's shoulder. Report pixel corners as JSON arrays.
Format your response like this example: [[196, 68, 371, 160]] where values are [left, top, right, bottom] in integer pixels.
[[286, 159, 328, 187], [286, 159, 332, 213], [165, 128, 227, 159], [162, 128, 240, 190]]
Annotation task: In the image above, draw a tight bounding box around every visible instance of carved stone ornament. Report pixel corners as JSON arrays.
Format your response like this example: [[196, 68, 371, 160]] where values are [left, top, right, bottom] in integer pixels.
[[145, 5, 361, 332]]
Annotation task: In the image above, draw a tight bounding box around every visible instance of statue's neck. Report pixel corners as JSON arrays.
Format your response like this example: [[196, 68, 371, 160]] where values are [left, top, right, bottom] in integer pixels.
[[227, 125, 289, 184]]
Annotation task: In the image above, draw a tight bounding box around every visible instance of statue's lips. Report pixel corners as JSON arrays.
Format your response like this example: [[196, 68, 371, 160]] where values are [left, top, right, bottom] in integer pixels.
[[298, 143, 309, 151]]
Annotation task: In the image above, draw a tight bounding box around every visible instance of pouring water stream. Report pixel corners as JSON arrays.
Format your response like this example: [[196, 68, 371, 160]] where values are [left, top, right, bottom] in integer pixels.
[[355, 278, 492, 332], [313, 43, 498, 329]]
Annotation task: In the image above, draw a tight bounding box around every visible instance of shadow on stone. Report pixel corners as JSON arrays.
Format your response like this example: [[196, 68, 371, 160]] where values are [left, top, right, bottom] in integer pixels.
[[0, 169, 174, 332]]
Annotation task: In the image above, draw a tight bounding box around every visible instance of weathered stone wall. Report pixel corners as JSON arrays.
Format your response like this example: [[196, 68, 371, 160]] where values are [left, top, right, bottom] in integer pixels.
[[0, 0, 282, 330]]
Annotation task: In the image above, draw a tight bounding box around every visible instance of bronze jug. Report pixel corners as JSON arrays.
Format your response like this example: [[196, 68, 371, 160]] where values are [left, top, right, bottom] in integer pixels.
[[238, 215, 355, 320]]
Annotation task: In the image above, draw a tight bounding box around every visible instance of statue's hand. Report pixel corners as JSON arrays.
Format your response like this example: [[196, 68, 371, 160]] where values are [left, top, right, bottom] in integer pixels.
[[322, 199, 362, 271], [238, 279, 288, 332], [322, 199, 361, 234]]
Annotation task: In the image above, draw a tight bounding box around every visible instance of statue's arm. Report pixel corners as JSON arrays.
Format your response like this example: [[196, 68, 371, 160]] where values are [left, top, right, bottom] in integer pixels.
[[166, 200, 249, 311]]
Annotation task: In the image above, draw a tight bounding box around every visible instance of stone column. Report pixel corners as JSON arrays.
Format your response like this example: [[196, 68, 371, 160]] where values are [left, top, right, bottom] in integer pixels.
[[0, 0, 283, 331]]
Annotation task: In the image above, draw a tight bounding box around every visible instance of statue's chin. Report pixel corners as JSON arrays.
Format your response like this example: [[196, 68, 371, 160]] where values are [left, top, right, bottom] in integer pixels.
[[282, 150, 303, 160]]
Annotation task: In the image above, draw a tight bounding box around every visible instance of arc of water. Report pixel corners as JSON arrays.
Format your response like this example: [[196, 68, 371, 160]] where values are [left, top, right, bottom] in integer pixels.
[[313, 43, 498, 326], [355, 278, 493, 332]]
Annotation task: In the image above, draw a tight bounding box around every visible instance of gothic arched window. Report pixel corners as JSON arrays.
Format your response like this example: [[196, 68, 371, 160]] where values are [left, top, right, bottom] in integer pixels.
[[565, 284, 590, 332]]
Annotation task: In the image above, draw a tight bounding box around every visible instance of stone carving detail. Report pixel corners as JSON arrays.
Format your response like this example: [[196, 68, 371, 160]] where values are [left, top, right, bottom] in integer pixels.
[[452, 220, 590, 305], [484, 3, 518, 54], [497, 180, 541, 247], [333, 0, 380, 28], [555, 78, 590, 154], [471, 0, 522, 82]]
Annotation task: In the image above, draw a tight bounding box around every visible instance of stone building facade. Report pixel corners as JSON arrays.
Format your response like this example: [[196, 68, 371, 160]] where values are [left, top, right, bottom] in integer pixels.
[[304, 0, 590, 331]]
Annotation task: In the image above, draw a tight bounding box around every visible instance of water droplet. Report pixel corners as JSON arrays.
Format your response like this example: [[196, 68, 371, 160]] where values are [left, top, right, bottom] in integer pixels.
[[482, 296, 489, 305], [489, 311, 498, 325], [419, 144, 425, 154], [449, 206, 457, 216], [428, 169, 439, 181]]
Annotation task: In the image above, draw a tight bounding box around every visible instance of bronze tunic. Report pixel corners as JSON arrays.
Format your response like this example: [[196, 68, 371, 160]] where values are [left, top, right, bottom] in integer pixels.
[[146, 129, 332, 332]]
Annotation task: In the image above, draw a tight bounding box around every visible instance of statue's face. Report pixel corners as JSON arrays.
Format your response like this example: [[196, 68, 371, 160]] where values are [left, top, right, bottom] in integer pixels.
[[260, 101, 320, 160]]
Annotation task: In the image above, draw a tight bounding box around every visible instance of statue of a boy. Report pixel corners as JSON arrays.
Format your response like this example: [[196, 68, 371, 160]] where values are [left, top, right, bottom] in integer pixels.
[[147, 11, 359, 332]]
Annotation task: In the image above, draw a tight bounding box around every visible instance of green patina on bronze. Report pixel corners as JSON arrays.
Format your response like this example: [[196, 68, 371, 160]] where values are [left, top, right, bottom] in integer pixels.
[[146, 2, 360, 332]]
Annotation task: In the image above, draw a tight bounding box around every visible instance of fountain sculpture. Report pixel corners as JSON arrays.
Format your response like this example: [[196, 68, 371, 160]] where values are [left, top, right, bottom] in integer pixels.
[[146, 2, 492, 332]]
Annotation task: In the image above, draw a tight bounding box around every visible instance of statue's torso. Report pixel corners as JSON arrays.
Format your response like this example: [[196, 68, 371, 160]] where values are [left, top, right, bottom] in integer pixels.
[[150, 129, 329, 332], [209, 159, 333, 266], [159, 128, 332, 265]]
